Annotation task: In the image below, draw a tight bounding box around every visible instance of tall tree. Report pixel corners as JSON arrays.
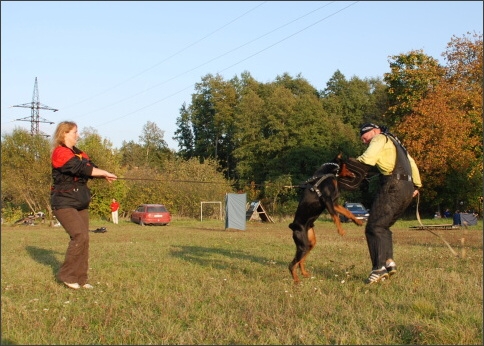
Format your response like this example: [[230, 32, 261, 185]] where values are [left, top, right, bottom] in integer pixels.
[[321, 70, 387, 129], [138, 121, 170, 168], [394, 33, 483, 212], [364, 77, 390, 125], [233, 74, 359, 190], [182, 73, 239, 178], [384, 50, 446, 126], [443, 32, 483, 168], [173, 102, 195, 159], [1, 129, 51, 217], [119, 140, 145, 169]]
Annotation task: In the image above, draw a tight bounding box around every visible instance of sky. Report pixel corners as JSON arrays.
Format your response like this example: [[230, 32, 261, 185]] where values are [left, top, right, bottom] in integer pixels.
[[1, 1, 482, 150]]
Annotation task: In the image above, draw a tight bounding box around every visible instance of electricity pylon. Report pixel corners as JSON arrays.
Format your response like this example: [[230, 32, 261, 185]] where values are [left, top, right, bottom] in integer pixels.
[[12, 77, 58, 137]]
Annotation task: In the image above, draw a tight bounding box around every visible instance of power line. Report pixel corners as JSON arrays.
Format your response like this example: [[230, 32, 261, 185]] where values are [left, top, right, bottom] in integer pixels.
[[93, 1, 359, 126], [219, 2, 359, 73], [85, 1, 338, 120], [62, 1, 268, 111]]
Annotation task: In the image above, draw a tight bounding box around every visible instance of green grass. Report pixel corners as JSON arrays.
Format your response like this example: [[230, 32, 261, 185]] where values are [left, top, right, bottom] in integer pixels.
[[1, 217, 482, 345]]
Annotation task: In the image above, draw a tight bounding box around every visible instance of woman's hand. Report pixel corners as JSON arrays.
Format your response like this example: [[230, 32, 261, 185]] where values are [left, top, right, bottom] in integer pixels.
[[91, 167, 117, 182], [104, 172, 117, 183]]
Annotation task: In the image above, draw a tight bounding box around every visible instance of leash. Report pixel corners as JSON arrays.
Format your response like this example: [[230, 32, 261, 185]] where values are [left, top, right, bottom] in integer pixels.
[[415, 193, 459, 257], [284, 163, 340, 190], [115, 177, 223, 184]]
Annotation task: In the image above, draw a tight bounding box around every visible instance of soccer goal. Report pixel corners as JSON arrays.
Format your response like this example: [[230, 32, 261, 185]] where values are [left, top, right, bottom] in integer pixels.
[[200, 201, 222, 221]]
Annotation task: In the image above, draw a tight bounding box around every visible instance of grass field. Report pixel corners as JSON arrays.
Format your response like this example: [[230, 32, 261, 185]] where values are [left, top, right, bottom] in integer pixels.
[[1, 216, 483, 345]]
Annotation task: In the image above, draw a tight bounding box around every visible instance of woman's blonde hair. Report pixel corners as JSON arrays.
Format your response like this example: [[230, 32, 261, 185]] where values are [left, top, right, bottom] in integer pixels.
[[52, 121, 77, 148]]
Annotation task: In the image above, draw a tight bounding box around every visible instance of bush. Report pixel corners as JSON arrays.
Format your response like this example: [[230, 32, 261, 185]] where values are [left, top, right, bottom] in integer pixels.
[[1, 204, 25, 224]]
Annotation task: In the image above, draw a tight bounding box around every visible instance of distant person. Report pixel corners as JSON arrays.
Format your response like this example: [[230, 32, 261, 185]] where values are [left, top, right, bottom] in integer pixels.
[[51, 121, 117, 290], [110, 198, 120, 224], [452, 210, 461, 226], [443, 209, 451, 218], [434, 211, 441, 219], [35, 211, 46, 223]]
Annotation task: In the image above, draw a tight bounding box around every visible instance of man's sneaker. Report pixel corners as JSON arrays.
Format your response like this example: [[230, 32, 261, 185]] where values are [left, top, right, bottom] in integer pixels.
[[64, 282, 80, 289], [82, 283, 94, 289], [386, 261, 397, 276], [365, 267, 389, 284]]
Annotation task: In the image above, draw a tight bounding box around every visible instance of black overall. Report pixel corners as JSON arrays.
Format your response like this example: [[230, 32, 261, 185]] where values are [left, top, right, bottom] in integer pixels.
[[365, 134, 415, 270]]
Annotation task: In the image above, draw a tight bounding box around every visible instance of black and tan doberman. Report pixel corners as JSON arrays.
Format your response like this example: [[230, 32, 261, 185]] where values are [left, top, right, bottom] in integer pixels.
[[288, 154, 364, 283]]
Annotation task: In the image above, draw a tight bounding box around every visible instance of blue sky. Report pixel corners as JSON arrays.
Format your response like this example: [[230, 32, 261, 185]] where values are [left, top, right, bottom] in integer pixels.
[[2, 1, 482, 150]]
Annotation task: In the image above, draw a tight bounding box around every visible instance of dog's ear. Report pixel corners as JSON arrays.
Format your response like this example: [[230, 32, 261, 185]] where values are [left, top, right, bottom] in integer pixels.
[[339, 162, 356, 178], [333, 152, 344, 164], [338, 158, 372, 191]]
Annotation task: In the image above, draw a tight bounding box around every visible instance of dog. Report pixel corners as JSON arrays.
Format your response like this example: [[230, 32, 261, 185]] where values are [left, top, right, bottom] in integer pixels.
[[288, 154, 364, 283]]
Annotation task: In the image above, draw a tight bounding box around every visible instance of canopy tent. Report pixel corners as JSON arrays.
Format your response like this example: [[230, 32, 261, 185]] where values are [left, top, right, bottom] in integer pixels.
[[460, 213, 478, 226]]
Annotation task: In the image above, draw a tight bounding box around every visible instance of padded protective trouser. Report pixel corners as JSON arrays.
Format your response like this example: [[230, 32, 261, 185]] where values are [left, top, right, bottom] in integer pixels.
[[365, 176, 414, 270]]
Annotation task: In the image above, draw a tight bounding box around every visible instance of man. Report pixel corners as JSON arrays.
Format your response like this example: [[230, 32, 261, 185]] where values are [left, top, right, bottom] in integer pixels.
[[356, 123, 422, 284], [110, 198, 120, 224]]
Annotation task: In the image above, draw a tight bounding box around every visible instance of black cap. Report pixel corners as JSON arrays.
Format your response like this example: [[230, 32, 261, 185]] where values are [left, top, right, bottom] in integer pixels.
[[359, 123, 380, 136]]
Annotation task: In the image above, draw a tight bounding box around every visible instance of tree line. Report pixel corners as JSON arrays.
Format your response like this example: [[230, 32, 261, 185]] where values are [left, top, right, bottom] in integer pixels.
[[1, 32, 482, 223]]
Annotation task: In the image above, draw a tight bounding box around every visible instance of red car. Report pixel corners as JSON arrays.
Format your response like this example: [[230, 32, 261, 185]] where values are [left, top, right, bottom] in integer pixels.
[[130, 204, 171, 226]]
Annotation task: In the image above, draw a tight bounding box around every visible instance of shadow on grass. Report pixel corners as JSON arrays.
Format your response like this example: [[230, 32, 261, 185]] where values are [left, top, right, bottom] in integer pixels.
[[169, 245, 360, 281], [25, 246, 62, 275], [169, 245, 277, 270]]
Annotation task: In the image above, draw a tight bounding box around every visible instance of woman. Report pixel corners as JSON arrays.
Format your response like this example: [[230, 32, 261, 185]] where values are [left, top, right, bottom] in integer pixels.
[[51, 121, 117, 289]]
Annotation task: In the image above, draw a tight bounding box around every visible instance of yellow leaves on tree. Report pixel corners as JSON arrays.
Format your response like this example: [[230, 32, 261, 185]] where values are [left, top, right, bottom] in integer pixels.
[[397, 83, 475, 184], [396, 33, 483, 196]]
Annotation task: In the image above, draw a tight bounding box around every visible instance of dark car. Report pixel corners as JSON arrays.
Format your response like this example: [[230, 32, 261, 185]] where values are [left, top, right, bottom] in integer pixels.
[[340, 202, 369, 223], [130, 204, 171, 226]]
